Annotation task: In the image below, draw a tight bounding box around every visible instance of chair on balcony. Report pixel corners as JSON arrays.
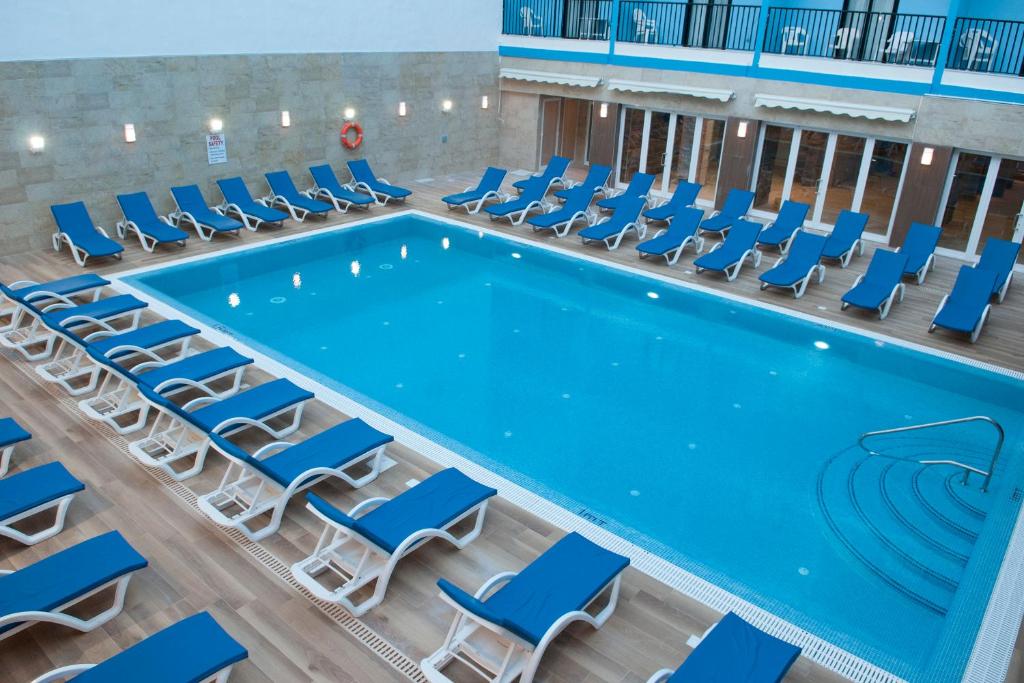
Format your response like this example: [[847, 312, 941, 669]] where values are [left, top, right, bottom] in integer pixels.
[[884, 31, 915, 65], [959, 28, 997, 71], [834, 26, 861, 59], [521, 6, 543, 36], [633, 9, 657, 44], [781, 26, 807, 55]]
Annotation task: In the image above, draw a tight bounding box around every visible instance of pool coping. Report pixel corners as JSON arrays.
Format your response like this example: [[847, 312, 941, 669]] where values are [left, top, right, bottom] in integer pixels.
[[108, 208, 1024, 683]]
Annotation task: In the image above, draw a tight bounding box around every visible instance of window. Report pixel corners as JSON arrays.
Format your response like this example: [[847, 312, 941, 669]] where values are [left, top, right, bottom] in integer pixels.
[[753, 125, 794, 212], [939, 152, 990, 252], [694, 118, 725, 203], [937, 153, 1024, 260]]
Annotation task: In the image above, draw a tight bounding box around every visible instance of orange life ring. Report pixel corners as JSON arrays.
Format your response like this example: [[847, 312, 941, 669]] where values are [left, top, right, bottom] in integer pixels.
[[341, 121, 363, 150]]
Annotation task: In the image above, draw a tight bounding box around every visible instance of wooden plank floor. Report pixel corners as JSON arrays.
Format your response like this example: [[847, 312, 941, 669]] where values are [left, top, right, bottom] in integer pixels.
[[1, 173, 1021, 683]]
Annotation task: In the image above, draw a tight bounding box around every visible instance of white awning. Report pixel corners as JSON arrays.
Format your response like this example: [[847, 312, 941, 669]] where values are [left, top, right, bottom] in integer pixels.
[[753, 94, 916, 123], [499, 68, 601, 88], [606, 78, 734, 102]]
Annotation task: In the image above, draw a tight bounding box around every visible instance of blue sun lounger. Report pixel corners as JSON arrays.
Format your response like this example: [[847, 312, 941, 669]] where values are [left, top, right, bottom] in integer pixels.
[[309, 164, 376, 213], [442, 167, 508, 213], [759, 231, 827, 298], [841, 249, 909, 320], [554, 164, 612, 200], [643, 182, 702, 224], [291, 467, 497, 616], [637, 207, 705, 265], [699, 189, 755, 236], [50, 202, 124, 267], [79, 346, 254, 435], [527, 186, 595, 237], [976, 237, 1021, 303], [580, 195, 649, 250], [597, 172, 655, 211], [198, 418, 394, 541], [128, 378, 314, 482], [512, 156, 571, 193], [32, 611, 248, 683], [1, 274, 108, 334], [0, 418, 30, 478], [694, 220, 763, 281], [647, 612, 801, 683], [115, 192, 189, 252], [0, 530, 147, 641], [170, 185, 244, 240], [486, 177, 551, 225], [421, 532, 629, 683], [755, 200, 809, 253], [930, 266, 998, 343], [347, 159, 412, 205], [821, 210, 868, 267], [264, 170, 333, 222], [216, 176, 289, 230], [897, 222, 942, 284], [0, 462, 83, 545], [36, 319, 200, 397]]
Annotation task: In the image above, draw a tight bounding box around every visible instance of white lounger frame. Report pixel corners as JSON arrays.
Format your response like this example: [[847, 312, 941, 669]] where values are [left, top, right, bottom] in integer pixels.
[[638, 228, 704, 265], [531, 208, 592, 238], [490, 199, 553, 227], [168, 205, 242, 242], [445, 188, 509, 215], [421, 572, 622, 683], [0, 440, 22, 478], [841, 277, 906, 320], [116, 214, 187, 253], [0, 488, 79, 545], [31, 662, 237, 683], [196, 425, 387, 542], [759, 258, 826, 299], [262, 190, 326, 222], [929, 295, 991, 344], [996, 271, 1013, 303], [646, 623, 720, 683], [1, 282, 105, 334], [290, 494, 490, 617], [309, 184, 372, 213], [0, 569, 139, 642], [695, 243, 762, 282], [0, 298, 143, 362], [52, 227, 122, 268], [78, 356, 248, 435], [580, 217, 648, 251], [823, 239, 865, 268], [127, 392, 309, 481], [346, 174, 406, 206], [900, 249, 937, 285]]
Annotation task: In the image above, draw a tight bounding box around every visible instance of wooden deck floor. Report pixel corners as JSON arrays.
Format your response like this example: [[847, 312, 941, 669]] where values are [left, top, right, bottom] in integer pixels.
[[1, 173, 1022, 683]]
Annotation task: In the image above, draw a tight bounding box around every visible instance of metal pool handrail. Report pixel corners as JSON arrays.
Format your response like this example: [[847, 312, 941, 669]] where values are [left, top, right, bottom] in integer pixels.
[[858, 416, 1005, 492]]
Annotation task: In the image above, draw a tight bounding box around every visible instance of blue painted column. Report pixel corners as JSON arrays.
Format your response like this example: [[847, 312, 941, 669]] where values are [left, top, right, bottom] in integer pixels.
[[608, 0, 620, 58], [750, 0, 772, 73], [930, 0, 963, 90]]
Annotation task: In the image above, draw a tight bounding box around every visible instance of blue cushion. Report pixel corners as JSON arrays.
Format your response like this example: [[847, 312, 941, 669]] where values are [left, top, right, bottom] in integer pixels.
[[117, 192, 190, 243], [88, 320, 200, 359], [636, 208, 704, 255], [512, 157, 570, 190], [189, 379, 313, 433], [73, 611, 247, 682], [976, 237, 1022, 295], [667, 612, 801, 683], [137, 347, 253, 392], [50, 202, 124, 257], [42, 295, 146, 328], [310, 165, 375, 205], [5, 274, 109, 302], [306, 468, 496, 554], [756, 201, 809, 247], [554, 165, 610, 200], [841, 250, 907, 311], [821, 210, 868, 260], [694, 221, 762, 272], [266, 171, 334, 213], [0, 417, 31, 449], [217, 177, 291, 223], [933, 266, 997, 333], [580, 197, 646, 240], [701, 189, 755, 233], [0, 531, 147, 634], [171, 185, 244, 231], [346, 160, 412, 198], [0, 462, 83, 519], [758, 232, 826, 287], [900, 223, 942, 276]]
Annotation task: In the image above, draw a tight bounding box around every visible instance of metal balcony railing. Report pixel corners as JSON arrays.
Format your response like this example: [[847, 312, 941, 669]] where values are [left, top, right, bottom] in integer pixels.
[[946, 17, 1024, 76], [502, 0, 615, 40], [615, 1, 760, 51]]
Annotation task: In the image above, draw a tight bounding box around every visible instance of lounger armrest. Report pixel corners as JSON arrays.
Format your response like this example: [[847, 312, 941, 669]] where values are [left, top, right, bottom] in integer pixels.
[[377, 177, 390, 184], [707, 242, 723, 253], [151, 376, 221, 396], [645, 669, 675, 683], [212, 206, 227, 216], [58, 314, 119, 332], [95, 225, 112, 238], [709, 210, 722, 219], [653, 228, 668, 239], [8, 279, 42, 289], [251, 440, 295, 460], [851, 273, 865, 287], [437, 578, 506, 626], [36, 293, 79, 311], [181, 394, 220, 411], [30, 663, 94, 683]]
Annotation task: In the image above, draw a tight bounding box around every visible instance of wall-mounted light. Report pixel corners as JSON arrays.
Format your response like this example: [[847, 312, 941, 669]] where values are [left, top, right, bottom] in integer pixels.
[[481, 95, 489, 110], [124, 123, 136, 143], [281, 111, 291, 128], [28, 135, 45, 153], [736, 120, 749, 138], [344, 107, 356, 121], [398, 101, 407, 117], [920, 146, 934, 166], [442, 99, 453, 113], [599, 102, 608, 118], [209, 118, 223, 133]]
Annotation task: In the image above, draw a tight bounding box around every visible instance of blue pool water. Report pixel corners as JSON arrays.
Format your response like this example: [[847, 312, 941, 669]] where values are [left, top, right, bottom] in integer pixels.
[[124, 214, 1024, 681]]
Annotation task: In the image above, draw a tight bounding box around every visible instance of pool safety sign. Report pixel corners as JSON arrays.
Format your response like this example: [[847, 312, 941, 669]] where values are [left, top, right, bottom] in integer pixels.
[[206, 134, 227, 165]]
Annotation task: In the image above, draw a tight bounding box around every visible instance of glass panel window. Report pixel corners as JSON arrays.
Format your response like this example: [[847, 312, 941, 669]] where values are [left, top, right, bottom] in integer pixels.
[[669, 115, 698, 188], [789, 131, 829, 208], [694, 118, 726, 202], [976, 158, 1024, 262], [753, 125, 794, 212], [860, 140, 908, 236], [619, 107, 646, 185], [940, 152, 991, 252], [820, 135, 866, 225], [645, 112, 672, 189]]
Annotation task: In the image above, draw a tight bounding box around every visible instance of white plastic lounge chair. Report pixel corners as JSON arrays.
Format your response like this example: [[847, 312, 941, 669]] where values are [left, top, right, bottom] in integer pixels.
[[347, 159, 413, 205], [421, 532, 629, 683], [216, 176, 289, 231], [781, 26, 807, 54], [896, 222, 942, 284], [633, 8, 657, 43], [29, 611, 248, 683], [929, 266, 998, 343], [647, 612, 801, 683], [698, 189, 755, 236], [197, 418, 394, 541], [115, 192, 189, 252], [1, 274, 108, 334], [0, 531, 147, 641], [50, 202, 124, 267], [0, 418, 30, 478], [485, 177, 552, 226], [597, 173, 655, 212], [291, 468, 496, 616], [758, 230, 827, 298], [443, 167, 509, 214], [78, 346, 253, 435], [512, 156, 571, 194], [526, 186, 596, 237], [636, 207, 705, 265], [821, 210, 868, 267], [693, 220, 763, 281], [0, 462, 83, 545], [170, 185, 244, 240], [578, 195, 648, 250], [127, 379, 314, 482], [520, 6, 543, 35], [309, 164, 376, 213], [264, 170, 333, 221], [841, 249, 909, 320], [554, 164, 612, 200], [755, 200, 810, 254], [643, 181, 701, 224], [975, 237, 1021, 303]]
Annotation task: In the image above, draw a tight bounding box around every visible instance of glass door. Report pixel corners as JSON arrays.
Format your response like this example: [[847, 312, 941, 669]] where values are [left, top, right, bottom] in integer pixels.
[[752, 124, 795, 213], [789, 130, 829, 210], [667, 115, 698, 194], [938, 151, 991, 253], [645, 112, 673, 191], [818, 134, 866, 225], [859, 140, 909, 237], [976, 159, 1024, 262], [617, 107, 646, 186]]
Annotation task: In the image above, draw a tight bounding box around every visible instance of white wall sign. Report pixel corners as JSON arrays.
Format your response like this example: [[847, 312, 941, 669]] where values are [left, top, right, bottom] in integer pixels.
[[206, 133, 227, 165]]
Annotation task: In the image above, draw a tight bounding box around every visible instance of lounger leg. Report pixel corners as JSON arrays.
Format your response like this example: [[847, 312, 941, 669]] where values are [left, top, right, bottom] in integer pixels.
[[0, 573, 136, 641], [0, 445, 15, 478], [0, 493, 77, 545]]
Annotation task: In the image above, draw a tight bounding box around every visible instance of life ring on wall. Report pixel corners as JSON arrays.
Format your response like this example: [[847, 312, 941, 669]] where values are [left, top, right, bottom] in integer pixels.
[[341, 121, 363, 150]]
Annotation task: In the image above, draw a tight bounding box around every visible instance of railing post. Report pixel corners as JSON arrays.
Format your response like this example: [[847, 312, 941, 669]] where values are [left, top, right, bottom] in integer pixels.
[[608, 0, 620, 56], [751, 0, 772, 69], [931, 0, 963, 88]]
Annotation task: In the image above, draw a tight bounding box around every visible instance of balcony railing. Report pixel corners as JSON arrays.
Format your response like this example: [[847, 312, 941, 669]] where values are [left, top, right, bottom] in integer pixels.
[[615, 1, 760, 51], [763, 7, 946, 66], [946, 17, 1024, 77], [502, 0, 615, 40]]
